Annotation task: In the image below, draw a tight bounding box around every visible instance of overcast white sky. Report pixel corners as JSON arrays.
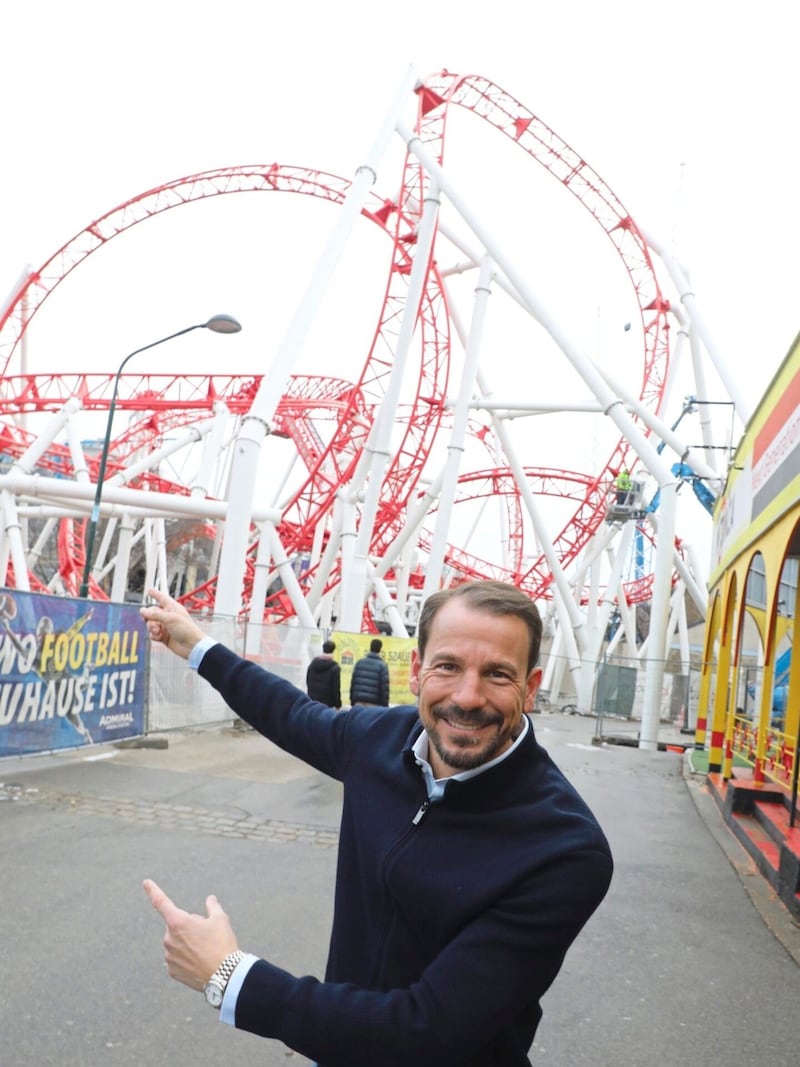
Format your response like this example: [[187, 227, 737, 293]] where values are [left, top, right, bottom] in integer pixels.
[[3, 0, 797, 380], [2, 0, 797, 576]]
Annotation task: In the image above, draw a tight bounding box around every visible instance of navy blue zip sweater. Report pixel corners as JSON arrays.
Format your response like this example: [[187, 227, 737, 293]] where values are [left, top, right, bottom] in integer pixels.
[[199, 643, 613, 1067]]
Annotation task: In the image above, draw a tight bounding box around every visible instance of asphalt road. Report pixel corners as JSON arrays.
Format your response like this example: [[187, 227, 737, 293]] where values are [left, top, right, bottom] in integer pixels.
[[2, 712, 798, 1066]]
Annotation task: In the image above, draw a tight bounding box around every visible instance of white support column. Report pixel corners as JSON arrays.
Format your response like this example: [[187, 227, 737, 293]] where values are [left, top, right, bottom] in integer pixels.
[[646, 508, 708, 617], [339, 177, 442, 630], [392, 548, 412, 631], [1, 490, 29, 591], [262, 523, 318, 630], [11, 397, 83, 476], [142, 520, 158, 595], [638, 482, 679, 748], [664, 583, 683, 663], [191, 404, 230, 498], [677, 585, 691, 676], [26, 516, 57, 578], [246, 525, 276, 656], [478, 394, 587, 676], [641, 227, 751, 424], [0, 471, 280, 526], [423, 256, 492, 603], [365, 559, 408, 636], [373, 471, 444, 579], [668, 301, 718, 466], [575, 523, 635, 713], [94, 518, 119, 588], [154, 518, 169, 593], [110, 513, 136, 602], [613, 590, 639, 656], [215, 66, 421, 620], [66, 418, 90, 484], [107, 423, 210, 491], [305, 495, 345, 614], [589, 359, 719, 483]]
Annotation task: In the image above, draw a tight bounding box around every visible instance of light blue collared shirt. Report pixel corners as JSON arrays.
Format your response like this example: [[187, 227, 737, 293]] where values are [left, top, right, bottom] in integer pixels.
[[220, 953, 260, 1024], [188, 635, 217, 670]]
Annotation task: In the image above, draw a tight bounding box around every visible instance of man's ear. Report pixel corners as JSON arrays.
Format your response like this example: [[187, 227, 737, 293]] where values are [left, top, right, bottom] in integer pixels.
[[524, 667, 543, 712], [409, 648, 421, 697]]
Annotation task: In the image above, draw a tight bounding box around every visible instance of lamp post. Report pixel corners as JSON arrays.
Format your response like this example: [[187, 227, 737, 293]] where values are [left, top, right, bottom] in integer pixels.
[[78, 314, 242, 598]]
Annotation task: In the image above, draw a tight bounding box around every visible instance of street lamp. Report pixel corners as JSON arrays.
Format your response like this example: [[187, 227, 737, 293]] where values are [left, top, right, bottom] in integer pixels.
[[78, 314, 242, 598]]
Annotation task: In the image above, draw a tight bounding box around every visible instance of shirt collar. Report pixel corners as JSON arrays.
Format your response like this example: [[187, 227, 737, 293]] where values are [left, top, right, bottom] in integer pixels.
[[412, 715, 530, 795]]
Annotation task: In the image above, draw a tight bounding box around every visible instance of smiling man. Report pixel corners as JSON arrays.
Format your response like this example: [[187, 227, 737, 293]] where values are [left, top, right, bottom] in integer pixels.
[[141, 580, 613, 1067], [411, 584, 541, 775]]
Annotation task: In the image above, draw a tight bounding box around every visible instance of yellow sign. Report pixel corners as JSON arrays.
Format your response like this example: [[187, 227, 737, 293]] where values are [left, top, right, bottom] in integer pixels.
[[332, 631, 416, 707]]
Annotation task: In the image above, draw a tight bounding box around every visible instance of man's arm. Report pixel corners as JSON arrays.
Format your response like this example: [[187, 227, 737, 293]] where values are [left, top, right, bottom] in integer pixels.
[[332, 664, 342, 709], [349, 663, 358, 705], [180, 847, 611, 1066]]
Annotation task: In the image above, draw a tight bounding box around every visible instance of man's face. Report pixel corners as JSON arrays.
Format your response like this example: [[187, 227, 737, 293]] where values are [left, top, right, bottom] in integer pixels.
[[409, 599, 541, 779]]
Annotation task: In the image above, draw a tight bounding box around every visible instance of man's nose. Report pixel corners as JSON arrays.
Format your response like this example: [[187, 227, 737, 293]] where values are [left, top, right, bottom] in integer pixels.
[[451, 670, 487, 707]]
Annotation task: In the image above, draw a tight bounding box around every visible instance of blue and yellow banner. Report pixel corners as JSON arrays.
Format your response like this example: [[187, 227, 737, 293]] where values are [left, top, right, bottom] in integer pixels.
[[0, 589, 148, 757]]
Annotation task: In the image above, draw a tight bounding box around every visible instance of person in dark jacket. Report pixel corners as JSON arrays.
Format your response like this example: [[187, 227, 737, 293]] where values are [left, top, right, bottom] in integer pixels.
[[349, 637, 390, 706], [306, 639, 341, 708], [140, 581, 613, 1067]]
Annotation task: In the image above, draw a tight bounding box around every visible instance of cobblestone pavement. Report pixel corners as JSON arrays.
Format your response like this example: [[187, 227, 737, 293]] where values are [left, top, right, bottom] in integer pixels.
[[1, 778, 340, 845]]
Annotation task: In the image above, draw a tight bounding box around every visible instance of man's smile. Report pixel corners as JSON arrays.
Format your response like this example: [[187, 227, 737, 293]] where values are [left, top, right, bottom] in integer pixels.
[[434, 707, 502, 735]]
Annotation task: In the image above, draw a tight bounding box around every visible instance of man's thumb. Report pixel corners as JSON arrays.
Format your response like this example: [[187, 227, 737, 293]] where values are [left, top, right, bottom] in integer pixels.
[[205, 893, 224, 917]]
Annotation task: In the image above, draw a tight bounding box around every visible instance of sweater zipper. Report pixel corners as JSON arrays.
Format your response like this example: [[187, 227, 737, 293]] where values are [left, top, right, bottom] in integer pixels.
[[368, 793, 431, 987]]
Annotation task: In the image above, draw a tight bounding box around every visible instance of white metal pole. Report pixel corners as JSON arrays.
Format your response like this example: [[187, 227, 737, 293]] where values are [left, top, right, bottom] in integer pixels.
[[641, 227, 751, 424], [110, 513, 136, 602], [246, 524, 277, 654], [262, 523, 318, 630], [422, 256, 492, 603], [191, 405, 230, 498], [338, 177, 442, 629], [1, 490, 30, 592], [215, 66, 421, 619]]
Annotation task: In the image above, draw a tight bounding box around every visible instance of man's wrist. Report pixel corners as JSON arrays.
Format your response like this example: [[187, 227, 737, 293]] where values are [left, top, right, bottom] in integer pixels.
[[188, 635, 218, 671], [204, 950, 245, 1009]]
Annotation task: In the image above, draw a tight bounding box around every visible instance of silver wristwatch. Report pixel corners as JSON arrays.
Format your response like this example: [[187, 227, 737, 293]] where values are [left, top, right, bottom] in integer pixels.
[[204, 950, 245, 1009]]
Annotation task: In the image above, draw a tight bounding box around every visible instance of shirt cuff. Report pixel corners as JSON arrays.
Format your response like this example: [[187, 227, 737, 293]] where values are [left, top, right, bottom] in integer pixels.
[[219, 953, 260, 1026], [188, 635, 218, 671]]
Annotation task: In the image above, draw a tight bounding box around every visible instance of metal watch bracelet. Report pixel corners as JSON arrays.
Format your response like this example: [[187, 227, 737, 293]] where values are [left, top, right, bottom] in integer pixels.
[[205, 950, 245, 1007]]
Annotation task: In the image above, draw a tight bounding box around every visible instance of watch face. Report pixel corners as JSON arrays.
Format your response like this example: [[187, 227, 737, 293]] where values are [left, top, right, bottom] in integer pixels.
[[204, 981, 224, 1008]]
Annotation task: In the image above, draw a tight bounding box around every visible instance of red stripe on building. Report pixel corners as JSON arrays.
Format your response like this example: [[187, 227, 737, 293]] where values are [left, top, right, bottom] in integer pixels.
[[753, 364, 800, 464]]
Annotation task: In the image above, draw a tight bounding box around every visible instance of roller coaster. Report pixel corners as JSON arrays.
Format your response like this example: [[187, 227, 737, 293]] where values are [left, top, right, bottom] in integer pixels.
[[0, 68, 750, 737]]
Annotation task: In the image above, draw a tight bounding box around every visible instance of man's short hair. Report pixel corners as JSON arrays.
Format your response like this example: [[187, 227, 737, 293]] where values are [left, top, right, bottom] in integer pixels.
[[322, 640, 336, 654], [416, 580, 542, 673], [369, 638, 383, 653]]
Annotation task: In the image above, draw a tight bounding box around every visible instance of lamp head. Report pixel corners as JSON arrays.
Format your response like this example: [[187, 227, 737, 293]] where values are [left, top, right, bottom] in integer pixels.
[[204, 314, 242, 335]]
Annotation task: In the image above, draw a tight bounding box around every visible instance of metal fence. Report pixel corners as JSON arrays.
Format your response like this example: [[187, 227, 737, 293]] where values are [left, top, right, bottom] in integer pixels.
[[146, 623, 703, 748], [145, 615, 320, 732], [535, 649, 701, 745]]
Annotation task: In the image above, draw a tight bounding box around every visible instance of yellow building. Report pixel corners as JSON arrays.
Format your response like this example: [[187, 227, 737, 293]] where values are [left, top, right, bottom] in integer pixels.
[[696, 332, 800, 916]]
